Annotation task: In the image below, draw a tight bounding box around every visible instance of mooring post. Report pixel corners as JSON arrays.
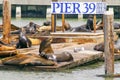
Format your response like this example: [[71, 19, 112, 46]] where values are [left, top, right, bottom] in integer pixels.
[[102, 0, 106, 31], [62, 14, 65, 32], [2, 0, 11, 44], [93, 14, 96, 33], [51, 14, 55, 32], [51, 0, 57, 32], [51, 14, 56, 32], [104, 9, 114, 75]]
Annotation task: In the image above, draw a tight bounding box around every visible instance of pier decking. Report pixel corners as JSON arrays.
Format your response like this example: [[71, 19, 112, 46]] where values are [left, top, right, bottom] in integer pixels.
[[0, 43, 103, 71]]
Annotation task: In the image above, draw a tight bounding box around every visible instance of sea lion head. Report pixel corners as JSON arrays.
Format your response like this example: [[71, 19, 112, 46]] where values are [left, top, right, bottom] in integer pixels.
[[39, 37, 53, 53]]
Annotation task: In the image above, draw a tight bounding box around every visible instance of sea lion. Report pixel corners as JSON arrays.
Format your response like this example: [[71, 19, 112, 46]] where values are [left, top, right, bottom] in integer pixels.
[[39, 38, 73, 62], [54, 51, 73, 62], [40, 51, 73, 62], [94, 20, 120, 30], [114, 23, 120, 29], [0, 40, 8, 46], [16, 30, 32, 48], [86, 15, 94, 31], [94, 42, 104, 52], [0, 24, 20, 32], [94, 39, 120, 53], [39, 37, 54, 54], [64, 21, 72, 31], [71, 24, 91, 32], [43, 21, 51, 26], [0, 44, 16, 51], [23, 22, 40, 34], [10, 29, 21, 34], [11, 22, 40, 34], [2, 53, 56, 66], [0, 40, 17, 57]]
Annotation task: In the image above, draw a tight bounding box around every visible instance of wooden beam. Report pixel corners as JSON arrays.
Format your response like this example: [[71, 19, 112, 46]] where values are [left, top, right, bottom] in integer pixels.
[[104, 10, 114, 75], [2, 0, 11, 44], [62, 14, 65, 32]]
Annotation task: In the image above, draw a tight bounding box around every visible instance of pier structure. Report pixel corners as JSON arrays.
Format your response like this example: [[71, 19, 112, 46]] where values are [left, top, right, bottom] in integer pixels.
[[0, 0, 119, 18]]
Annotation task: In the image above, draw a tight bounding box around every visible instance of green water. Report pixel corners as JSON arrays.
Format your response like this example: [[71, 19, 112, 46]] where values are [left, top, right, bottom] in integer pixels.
[[0, 18, 120, 80], [0, 61, 120, 80]]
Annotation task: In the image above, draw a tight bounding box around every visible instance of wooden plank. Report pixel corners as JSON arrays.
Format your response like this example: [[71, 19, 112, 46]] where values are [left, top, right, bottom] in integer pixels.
[[51, 32, 104, 36]]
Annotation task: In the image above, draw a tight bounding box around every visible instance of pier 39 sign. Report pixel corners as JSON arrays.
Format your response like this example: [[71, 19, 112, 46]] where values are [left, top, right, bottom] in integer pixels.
[[51, 2, 106, 14]]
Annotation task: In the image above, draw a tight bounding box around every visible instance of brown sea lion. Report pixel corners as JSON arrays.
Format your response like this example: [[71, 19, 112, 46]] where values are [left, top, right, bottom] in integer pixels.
[[94, 39, 120, 53], [16, 30, 32, 48], [39, 37, 54, 54], [0, 44, 16, 51], [64, 21, 72, 31], [0, 24, 20, 32], [0, 40, 16, 51], [23, 22, 40, 34], [43, 21, 51, 26], [39, 38, 73, 62], [2, 53, 56, 66], [54, 51, 73, 62], [11, 22, 41, 34], [71, 24, 91, 32], [0, 40, 17, 57]]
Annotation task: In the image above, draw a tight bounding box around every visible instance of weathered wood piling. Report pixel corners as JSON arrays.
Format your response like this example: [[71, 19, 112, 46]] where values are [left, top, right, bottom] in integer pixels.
[[2, 0, 11, 44], [104, 9, 114, 75], [62, 14, 65, 32]]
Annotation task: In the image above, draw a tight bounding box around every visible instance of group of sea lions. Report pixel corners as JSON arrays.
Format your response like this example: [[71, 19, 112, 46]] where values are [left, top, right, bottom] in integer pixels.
[[0, 22, 74, 66], [1, 16, 120, 66], [0, 37, 73, 66]]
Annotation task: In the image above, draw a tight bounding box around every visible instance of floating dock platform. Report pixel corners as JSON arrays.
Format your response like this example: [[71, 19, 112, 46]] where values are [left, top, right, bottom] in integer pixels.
[[28, 31, 118, 44], [0, 43, 103, 71]]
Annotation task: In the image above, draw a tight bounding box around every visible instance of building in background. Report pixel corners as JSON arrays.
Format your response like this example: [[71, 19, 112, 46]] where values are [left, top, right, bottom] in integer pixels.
[[0, 0, 119, 19]]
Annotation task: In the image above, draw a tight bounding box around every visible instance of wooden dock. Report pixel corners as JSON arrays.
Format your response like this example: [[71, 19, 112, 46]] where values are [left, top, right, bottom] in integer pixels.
[[0, 43, 103, 71], [27, 31, 118, 44]]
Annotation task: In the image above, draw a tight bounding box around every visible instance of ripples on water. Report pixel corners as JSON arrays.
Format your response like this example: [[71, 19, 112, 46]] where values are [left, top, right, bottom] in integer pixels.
[[0, 18, 120, 80]]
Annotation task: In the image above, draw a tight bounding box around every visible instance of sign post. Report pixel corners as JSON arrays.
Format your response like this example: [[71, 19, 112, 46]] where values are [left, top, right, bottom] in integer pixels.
[[51, 2, 106, 32]]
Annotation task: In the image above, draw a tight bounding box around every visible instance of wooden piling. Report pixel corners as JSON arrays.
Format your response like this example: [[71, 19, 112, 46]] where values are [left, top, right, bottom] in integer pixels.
[[2, 0, 11, 44], [51, 0, 57, 32], [51, 14, 56, 32], [93, 14, 96, 33], [51, 14, 55, 32], [104, 10, 114, 75], [62, 14, 65, 32], [102, 0, 106, 31]]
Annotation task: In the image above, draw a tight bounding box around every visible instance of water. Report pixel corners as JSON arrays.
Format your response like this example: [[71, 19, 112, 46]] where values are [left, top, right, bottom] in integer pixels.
[[0, 61, 120, 80], [0, 18, 120, 80], [0, 17, 86, 28]]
